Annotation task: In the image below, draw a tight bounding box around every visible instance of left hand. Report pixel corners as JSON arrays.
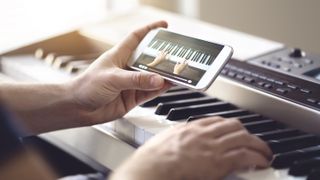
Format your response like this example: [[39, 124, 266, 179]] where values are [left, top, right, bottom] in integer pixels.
[[69, 21, 171, 125]]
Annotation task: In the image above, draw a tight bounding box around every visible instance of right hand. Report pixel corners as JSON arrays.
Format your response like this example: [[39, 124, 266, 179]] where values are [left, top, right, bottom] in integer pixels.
[[111, 117, 272, 180]]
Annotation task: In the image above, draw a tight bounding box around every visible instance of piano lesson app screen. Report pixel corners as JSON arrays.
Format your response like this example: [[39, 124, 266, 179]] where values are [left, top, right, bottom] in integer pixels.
[[133, 30, 223, 85]]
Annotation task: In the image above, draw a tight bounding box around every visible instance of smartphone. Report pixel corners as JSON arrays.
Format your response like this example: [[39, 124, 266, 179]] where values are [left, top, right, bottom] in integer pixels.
[[128, 28, 233, 91]]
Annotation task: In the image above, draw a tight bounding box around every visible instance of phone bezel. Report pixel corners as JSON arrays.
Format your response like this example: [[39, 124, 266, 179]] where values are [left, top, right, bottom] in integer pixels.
[[128, 28, 233, 91]]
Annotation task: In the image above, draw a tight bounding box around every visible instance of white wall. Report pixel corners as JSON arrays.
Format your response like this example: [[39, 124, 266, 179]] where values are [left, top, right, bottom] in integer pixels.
[[140, 0, 320, 55]]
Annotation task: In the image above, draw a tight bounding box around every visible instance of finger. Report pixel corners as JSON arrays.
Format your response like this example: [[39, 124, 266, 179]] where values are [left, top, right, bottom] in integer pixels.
[[223, 148, 270, 171], [218, 130, 272, 159], [135, 81, 172, 104], [189, 116, 225, 126], [117, 21, 168, 53], [110, 69, 165, 91], [203, 118, 245, 138]]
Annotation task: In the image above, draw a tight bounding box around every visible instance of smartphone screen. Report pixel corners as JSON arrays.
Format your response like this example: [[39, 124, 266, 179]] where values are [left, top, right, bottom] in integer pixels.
[[131, 29, 224, 86]]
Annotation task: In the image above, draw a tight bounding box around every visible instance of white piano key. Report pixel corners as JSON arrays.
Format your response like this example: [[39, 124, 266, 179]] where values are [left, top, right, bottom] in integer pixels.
[[197, 53, 204, 63]]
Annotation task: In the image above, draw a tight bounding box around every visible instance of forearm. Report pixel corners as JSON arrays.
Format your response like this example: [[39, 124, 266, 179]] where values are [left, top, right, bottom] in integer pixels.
[[0, 82, 88, 135]]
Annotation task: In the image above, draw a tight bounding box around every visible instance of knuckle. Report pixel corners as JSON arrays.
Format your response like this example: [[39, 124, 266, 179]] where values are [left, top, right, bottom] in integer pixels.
[[229, 118, 244, 129], [131, 72, 143, 87]]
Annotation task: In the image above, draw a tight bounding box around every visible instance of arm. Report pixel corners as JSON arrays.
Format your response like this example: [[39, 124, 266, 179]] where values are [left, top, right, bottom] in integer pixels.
[[0, 21, 170, 135]]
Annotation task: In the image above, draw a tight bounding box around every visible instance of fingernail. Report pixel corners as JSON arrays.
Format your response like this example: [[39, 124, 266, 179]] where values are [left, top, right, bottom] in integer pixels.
[[150, 75, 163, 87]]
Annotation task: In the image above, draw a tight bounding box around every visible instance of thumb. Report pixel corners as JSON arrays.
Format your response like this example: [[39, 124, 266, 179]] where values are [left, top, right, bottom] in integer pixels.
[[113, 70, 165, 91]]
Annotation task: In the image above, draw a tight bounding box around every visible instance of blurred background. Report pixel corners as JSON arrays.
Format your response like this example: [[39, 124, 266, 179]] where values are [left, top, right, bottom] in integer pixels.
[[1, 0, 319, 54]]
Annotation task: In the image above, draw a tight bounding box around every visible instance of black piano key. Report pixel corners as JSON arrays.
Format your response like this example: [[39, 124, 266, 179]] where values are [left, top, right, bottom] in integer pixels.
[[268, 134, 320, 154], [272, 146, 320, 169], [243, 120, 282, 133], [177, 47, 185, 57], [206, 56, 214, 65], [195, 52, 203, 62], [237, 114, 266, 123], [256, 129, 304, 141], [289, 157, 320, 176], [169, 44, 176, 51], [186, 50, 194, 59], [154, 40, 163, 49], [155, 97, 219, 115], [164, 43, 172, 52], [167, 102, 237, 121], [148, 39, 156, 47], [187, 109, 252, 122], [307, 168, 320, 180], [141, 91, 205, 107], [200, 54, 208, 64], [182, 48, 190, 57], [166, 87, 189, 93], [172, 46, 181, 56], [151, 40, 159, 48], [158, 42, 168, 51], [191, 51, 199, 61]]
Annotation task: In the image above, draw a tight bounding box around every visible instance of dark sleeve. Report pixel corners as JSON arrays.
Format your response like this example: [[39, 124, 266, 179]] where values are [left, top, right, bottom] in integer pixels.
[[0, 104, 24, 162]]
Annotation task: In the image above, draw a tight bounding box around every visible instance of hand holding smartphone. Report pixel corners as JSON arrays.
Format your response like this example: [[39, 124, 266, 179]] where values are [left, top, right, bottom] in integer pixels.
[[128, 28, 233, 91]]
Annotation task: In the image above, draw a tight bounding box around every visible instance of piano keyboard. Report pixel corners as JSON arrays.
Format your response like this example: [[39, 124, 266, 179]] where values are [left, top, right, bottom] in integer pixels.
[[1, 47, 320, 179], [111, 86, 320, 180], [143, 39, 215, 71]]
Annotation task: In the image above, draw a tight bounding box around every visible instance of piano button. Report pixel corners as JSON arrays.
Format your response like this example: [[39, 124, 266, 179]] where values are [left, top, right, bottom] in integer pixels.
[[293, 62, 303, 68], [243, 70, 252, 75], [65, 63, 89, 74], [244, 77, 255, 83], [189, 51, 196, 61], [266, 78, 275, 83], [268, 134, 320, 154], [34, 48, 49, 59], [235, 74, 244, 80], [257, 129, 304, 141], [263, 83, 273, 89], [187, 109, 252, 122], [237, 114, 266, 123], [307, 98, 317, 104], [257, 81, 265, 86], [44, 53, 59, 65], [287, 84, 298, 90], [244, 120, 282, 133], [282, 67, 292, 72], [155, 97, 219, 115], [274, 80, 285, 85], [258, 75, 267, 80], [141, 91, 205, 107], [53, 54, 99, 69], [272, 146, 320, 169], [304, 58, 313, 64], [300, 88, 312, 94], [289, 157, 320, 176], [227, 71, 236, 77], [167, 102, 237, 121], [276, 88, 288, 94], [221, 69, 228, 75]]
